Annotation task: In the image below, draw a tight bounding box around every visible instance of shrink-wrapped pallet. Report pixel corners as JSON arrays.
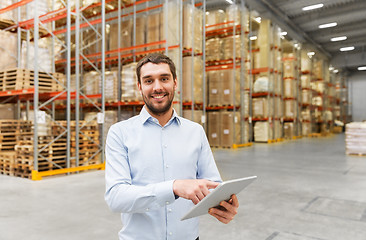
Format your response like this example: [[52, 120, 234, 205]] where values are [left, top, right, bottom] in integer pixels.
[[136, 16, 146, 48], [205, 10, 226, 30], [312, 96, 323, 107], [283, 61, 296, 78], [274, 120, 282, 139], [0, 30, 17, 71], [183, 4, 203, 53], [324, 110, 333, 122], [274, 97, 282, 118], [256, 19, 273, 69], [121, 62, 142, 102], [345, 122, 366, 155], [283, 79, 295, 98], [313, 60, 323, 79], [82, 26, 103, 56], [146, 12, 161, 50], [222, 35, 248, 60], [252, 98, 271, 118], [21, 38, 57, 72], [311, 81, 324, 93], [302, 122, 311, 136], [85, 110, 118, 140], [227, 4, 249, 33], [301, 109, 311, 121], [26, 110, 52, 136], [206, 38, 222, 61], [284, 100, 296, 118], [84, 71, 100, 95], [302, 89, 311, 104], [163, 1, 179, 46], [109, 19, 132, 55], [104, 71, 119, 102], [253, 76, 273, 93], [220, 111, 241, 147], [301, 75, 311, 88], [14, 1, 49, 22], [254, 121, 272, 142], [274, 73, 282, 95], [183, 110, 203, 125], [301, 51, 311, 72], [207, 111, 220, 147], [243, 91, 250, 117], [284, 122, 294, 139], [182, 56, 203, 102]]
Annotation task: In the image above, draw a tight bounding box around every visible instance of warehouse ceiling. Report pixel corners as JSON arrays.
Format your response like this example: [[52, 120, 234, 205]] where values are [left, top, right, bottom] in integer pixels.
[[206, 0, 366, 75]]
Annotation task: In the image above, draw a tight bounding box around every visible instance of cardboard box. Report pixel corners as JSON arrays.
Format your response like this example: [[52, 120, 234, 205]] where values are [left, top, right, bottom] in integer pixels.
[[254, 121, 272, 142], [207, 112, 220, 147], [284, 100, 296, 118], [220, 111, 241, 147], [183, 110, 203, 125], [182, 56, 203, 102]]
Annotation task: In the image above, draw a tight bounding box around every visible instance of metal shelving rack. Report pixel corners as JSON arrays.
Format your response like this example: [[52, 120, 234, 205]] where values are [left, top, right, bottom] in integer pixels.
[[204, 0, 251, 148], [300, 50, 313, 137], [0, 0, 107, 180]]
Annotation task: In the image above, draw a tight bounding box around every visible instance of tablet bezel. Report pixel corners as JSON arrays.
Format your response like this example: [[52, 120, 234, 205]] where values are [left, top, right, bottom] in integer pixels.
[[180, 176, 257, 221]]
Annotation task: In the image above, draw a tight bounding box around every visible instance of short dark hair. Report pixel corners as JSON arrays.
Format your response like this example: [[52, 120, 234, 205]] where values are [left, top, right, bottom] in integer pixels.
[[136, 53, 177, 84]]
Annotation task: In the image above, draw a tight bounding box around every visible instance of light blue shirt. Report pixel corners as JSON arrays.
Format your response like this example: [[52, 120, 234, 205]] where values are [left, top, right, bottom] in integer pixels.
[[105, 106, 222, 240]]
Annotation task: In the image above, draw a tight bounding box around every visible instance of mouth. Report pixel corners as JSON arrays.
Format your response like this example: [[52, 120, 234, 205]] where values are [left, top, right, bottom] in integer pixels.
[[151, 93, 167, 100]]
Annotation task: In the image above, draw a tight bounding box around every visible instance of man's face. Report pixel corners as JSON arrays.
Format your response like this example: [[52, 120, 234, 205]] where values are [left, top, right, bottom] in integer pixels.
[[138, 62, 177, 115]]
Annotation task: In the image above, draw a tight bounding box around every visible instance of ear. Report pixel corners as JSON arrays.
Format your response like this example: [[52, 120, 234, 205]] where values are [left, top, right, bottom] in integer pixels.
[[173, 78, 177, 91], [137, 81, 142, 92]]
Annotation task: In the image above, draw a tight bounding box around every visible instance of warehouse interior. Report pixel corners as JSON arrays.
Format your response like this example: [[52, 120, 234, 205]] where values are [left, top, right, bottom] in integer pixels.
[[0, 0, 366, 239]]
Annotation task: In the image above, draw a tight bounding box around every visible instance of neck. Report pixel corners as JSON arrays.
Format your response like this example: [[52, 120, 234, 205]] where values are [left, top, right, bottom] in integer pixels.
[[146, 107, 174, 126]]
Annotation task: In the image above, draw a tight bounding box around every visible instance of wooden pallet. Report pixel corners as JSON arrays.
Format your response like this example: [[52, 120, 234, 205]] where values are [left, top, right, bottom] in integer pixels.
[[0, 68, 65, 92]]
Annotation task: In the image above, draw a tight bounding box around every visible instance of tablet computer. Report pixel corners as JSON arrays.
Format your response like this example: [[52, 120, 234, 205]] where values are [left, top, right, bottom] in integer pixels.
[[181, 176, 257, 221]]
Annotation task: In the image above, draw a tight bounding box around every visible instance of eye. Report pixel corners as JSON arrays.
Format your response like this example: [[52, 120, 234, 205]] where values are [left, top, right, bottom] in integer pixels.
[[161, 77, 169, 81], [144, 79, 153, 84]]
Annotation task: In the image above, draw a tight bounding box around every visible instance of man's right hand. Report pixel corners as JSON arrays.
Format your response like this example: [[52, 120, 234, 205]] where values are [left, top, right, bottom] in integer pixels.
[[173, 179, 219, 204]]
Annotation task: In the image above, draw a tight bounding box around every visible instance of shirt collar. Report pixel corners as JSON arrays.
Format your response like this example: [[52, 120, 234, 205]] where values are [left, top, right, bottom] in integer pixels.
[[139, 106, 181, 126]]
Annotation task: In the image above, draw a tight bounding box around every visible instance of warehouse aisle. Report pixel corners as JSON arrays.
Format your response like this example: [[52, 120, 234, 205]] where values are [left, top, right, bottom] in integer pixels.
[[1, 134, 366, 240]]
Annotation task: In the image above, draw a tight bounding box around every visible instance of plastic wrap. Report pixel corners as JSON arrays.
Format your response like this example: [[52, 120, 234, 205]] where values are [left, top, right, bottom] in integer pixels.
[[183, 4, 203, 53], [345, 122, 366, 154], [253, 76, 272, 93], [182, 56, 203, 102], [121, 62, 142, 102], [284, 100, 296, 118], [206, 38, 222, 61], [0, 30, 17, 71], [254, 121, 272, 142]]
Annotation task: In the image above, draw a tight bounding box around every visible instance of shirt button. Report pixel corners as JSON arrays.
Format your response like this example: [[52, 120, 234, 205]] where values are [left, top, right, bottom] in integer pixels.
[[168, 208, 172, 212], [163, 145, 167, 148], [146, 208, 149, 211], [166, 164, 169, 168], [166, 201, 170, 205], [169, 232, 173, 236]]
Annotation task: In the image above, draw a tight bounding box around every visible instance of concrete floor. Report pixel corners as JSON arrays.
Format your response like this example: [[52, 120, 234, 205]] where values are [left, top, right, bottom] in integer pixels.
[[1, 133, 366, 240]]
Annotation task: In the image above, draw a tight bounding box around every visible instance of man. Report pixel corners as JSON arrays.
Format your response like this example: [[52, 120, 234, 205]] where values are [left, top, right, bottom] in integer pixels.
[[105, 53, 238, 240]]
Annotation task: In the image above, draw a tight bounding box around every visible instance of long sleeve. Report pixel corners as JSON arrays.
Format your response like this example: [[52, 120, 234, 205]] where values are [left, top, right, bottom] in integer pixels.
[[104, 124, 176, 213]]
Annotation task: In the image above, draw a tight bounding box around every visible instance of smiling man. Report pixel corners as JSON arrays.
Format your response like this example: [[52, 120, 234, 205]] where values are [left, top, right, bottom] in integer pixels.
[[105, 53, 239, 240]]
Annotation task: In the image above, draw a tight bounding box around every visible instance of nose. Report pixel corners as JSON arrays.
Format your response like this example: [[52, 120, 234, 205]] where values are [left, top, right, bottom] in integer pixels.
[[152, 79, 163, 92]]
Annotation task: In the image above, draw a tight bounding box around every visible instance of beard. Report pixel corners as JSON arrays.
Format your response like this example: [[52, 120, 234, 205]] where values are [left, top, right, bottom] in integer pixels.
[[142, 91, 174, 115]]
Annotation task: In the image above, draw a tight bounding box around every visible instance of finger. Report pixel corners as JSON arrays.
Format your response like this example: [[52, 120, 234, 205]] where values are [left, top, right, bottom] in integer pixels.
[[219, 200, 237, 215], [206, 181, 220, 189], [196, 190, 205, 202], [191, 195, 200, 205], [209, 208, 232, 224], [231, 194, 239, 208]]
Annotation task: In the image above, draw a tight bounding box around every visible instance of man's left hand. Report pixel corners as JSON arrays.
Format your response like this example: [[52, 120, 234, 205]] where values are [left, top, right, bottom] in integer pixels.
[[208, 194, 239, 224]]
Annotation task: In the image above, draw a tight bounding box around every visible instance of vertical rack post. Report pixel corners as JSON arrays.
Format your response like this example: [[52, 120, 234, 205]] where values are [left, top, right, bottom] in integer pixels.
[[33, 0, 39, 171], [75, 0, 80, 166], [66, 0, 71, 169]]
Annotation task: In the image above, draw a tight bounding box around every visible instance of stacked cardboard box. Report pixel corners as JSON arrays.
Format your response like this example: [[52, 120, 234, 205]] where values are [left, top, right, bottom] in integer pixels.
[[182, 56, 203, 102], [345, 122, 366, 155], [183, 110, 203, 125], [284, 122, 294, 139], [183, 4, 203, 53], [121, 62, 142, 102], [206, 38, 222, 61], [207, 111, 242, 147], [254, 122, 272, 142], [0, 31, 17, 71], [207, 69, 240, 106]]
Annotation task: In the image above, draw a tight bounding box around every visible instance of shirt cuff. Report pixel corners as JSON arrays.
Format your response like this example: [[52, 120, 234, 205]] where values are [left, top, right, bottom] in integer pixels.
[[155, 180, 176, 206]]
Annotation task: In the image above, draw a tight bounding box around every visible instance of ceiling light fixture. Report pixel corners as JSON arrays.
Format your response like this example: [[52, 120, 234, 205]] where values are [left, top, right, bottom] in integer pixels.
[[280, 32, 287, 36], [331, 36, 347, 42], [307, 52, 315, 56], [225, 0, 234, 4], [333, 69, 339, 73], [250, 36, 257, 40], [302, 3, 324, 11], [329, 66, 334, 71], [254, 17, 261, 23], [319, 22, 337, 29], [358, 66, 366, 71], [340, 46, 355, 52]]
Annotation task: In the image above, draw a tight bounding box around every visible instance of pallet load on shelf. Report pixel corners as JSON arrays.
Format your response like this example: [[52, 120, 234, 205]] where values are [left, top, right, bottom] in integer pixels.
[[205, 9, 226, 31], [207, 69, 240, 106], [0, 1, 13, 20], [122, 62, 142, 102], [0, 120, 32, 152], [0, 68, 65, 92], [182, 110, 203, 125], [206, 38, 223, 62], [0, 103, 16, 119], [284, 122, 294, 139], [183, 3, 203, 53], [182, 56, 203, 103], [254, 121, 273, 142], [109, 19, 133, 57], [207, 111, 245, 148], [0, 30, 17, 71], [345, 122, 366, 156], [147, 11, 162, 51], [85, 110, 118, 142]]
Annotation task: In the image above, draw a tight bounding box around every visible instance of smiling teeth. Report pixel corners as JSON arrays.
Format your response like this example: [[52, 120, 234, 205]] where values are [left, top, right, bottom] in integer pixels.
[[153, 95, 165, 99]]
